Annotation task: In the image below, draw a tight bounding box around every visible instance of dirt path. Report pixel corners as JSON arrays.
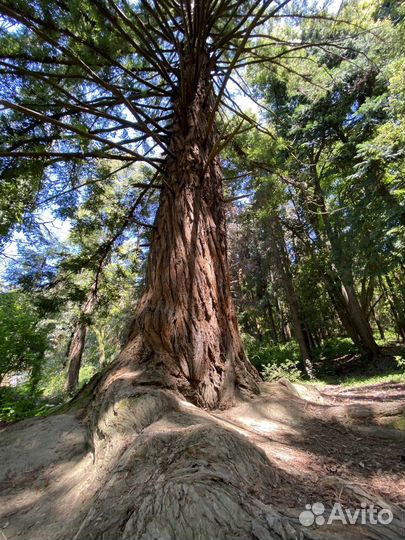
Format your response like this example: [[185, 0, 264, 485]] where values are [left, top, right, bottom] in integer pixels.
[[0, 379, 404, 539], [219, 381, 405, 510]]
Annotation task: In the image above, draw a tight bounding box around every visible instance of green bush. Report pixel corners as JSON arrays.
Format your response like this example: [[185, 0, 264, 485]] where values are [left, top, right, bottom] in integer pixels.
[[79, 364, 97, 386], [314, 337, 357, 363], [1, 362, 99, 423], [375, 330, 400, 346], [394, 355, 405, 370], [39, 354, 98, 399], [261, 358, 302, 382], [0, 291, 48, 384], [242, 334, 303, 382], [40, 371, 66, 398], [0, 385, 52, 422], [243, 334, 300, 368]]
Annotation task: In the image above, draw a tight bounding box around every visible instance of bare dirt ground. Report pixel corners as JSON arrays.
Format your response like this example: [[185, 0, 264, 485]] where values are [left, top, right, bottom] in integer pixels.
[[218, 381, 405, 509], [0, 379, 404, 539]]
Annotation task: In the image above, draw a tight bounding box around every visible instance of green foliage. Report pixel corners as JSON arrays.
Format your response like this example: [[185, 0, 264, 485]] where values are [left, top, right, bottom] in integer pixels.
[[314, 338, 358, 363], [0, 291, 48, 383], [243, 334, 302, 381], [0, 352, 102, 422], [40, 370, 66, 400], [0, 384, 51, 422], [394, 355, 405, 370], [42, 365, 97, 399], [375, 330, 399, 346], [39, 350, 99, 400], [228, 0, 405, 370], [78, 364, 97, 386], [261, 358, 302, 383]]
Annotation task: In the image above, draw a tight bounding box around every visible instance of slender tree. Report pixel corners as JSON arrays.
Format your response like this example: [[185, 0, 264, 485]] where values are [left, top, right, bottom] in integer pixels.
[[268, 214, 315, 377], [65, 279, 99, 392]]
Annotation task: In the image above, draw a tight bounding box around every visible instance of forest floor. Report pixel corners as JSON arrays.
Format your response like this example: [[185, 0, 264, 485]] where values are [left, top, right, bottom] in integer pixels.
[[0, 376, 404, 539], [217, 379, 405, 510]]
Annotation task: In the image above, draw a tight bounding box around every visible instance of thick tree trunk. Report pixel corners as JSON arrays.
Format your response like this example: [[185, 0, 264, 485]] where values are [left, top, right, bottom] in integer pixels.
[[60, 57, 262, 540], [101, 59, 259, 409], [324, 273, 364, 344], [343, 283, 380, 357], [321, 269, 379, 356]]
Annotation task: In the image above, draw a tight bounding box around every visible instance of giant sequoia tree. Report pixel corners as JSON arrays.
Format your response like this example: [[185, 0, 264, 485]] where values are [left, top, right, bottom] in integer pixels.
[[0, 0, 338, 407], [3, 3, 405, 540]]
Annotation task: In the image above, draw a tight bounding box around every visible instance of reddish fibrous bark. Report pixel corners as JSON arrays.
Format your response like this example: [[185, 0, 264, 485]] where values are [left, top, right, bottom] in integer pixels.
[[103, 53, 260, 408], [65, 323, 88, 393]]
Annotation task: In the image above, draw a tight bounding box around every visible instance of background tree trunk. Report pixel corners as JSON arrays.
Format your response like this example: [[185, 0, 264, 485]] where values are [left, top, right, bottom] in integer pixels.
[[65, 323, 87, 393], [303, 171, 380, 358], [65, 283, 98, 393], [381, 278, 405, 340], [269, 215, 315, 378]]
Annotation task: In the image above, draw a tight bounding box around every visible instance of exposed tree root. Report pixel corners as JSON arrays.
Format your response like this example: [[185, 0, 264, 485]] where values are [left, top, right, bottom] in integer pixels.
[[1, 381, 404, 540]]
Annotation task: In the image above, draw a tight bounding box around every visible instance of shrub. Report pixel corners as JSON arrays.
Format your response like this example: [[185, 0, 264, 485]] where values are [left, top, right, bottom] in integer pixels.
[[394, 355, 405, 370], [39, 354, 98, 399], [0, 385, 51, 422], [1, 362, 99, 423], [243, 335, 299, 368], [0, 291, 48, 385], [261, 358, 302, 382], [242, 334, 303, 382], [40, 370, 66, 398], [314, 337, 357, 362], [79, 364, 97, 386]]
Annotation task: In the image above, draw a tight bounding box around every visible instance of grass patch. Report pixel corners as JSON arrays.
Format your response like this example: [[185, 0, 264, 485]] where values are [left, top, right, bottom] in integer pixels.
[[337, 372, 403, 387], [305, 372, 404, 388]]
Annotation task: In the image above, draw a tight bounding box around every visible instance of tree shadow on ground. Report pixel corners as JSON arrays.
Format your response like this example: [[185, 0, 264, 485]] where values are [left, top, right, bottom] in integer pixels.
[[1, 379, 404, 540]]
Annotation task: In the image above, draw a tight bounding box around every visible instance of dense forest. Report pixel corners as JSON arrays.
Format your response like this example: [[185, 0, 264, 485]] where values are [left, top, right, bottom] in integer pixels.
[[0, 1, 404, 539]]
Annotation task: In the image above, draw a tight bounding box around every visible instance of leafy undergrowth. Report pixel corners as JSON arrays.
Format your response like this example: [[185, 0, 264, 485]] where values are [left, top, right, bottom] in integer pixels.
[[243, 333, 405, 386], [0, 385, 54, 423], [242, 334, 302, 381], [0, 364, 97, 423], [2, 337, 404, 423]]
